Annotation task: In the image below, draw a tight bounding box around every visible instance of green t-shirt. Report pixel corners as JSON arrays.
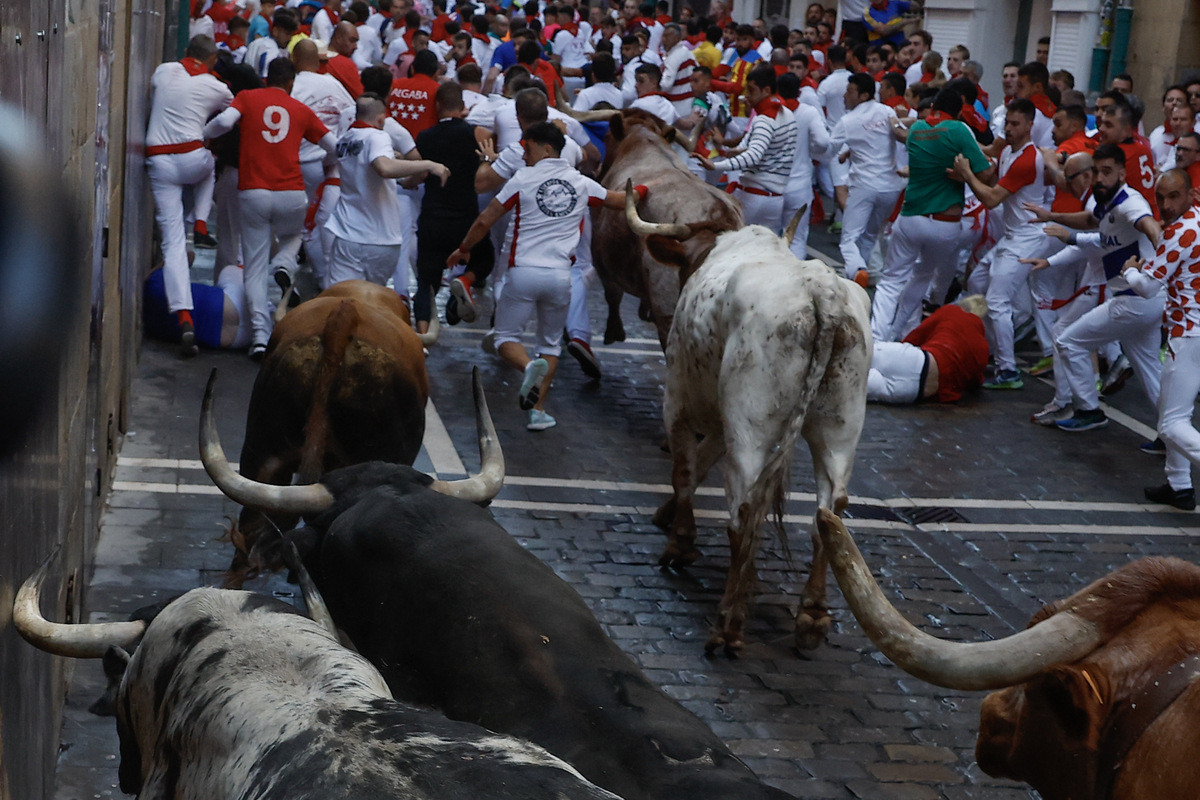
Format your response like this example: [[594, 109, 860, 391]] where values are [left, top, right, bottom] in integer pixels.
[[902, 118, 990, 217]]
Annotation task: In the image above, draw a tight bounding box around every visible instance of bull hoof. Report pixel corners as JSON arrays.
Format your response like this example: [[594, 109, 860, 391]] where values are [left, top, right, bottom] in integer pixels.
[[604, 321, 626, 345], [637, 297, 653, 322], [794, 607, 833, 651], [658, 539, 699, 568], [651, 497, 676, 529], [659, 436, 671, 453], [705, 626, 744, 655]]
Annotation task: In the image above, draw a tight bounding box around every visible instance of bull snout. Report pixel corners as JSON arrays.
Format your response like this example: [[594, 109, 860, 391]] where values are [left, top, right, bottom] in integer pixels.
[[974, 688, 1022, 779]]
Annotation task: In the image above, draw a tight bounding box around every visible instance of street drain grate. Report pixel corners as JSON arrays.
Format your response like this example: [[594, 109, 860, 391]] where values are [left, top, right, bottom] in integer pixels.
[[894, 506, 970, 525], [843, 505, 904, 522]]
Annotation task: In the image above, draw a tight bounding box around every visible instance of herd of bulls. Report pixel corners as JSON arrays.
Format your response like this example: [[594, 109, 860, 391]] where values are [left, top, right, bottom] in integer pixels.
[[14, 110, 1200, 799]]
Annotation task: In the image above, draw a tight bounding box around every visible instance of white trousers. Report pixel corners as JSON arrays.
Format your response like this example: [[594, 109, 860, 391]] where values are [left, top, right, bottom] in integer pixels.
[[736, 188, 784, 234], [1057, 291, 1165, 412], [782, 179, 814, 260], [1159, 336, 1200, 490], [214, 166, 242, 273], [148, 149, 216, 312], [984, 233, 1055, 372], [867, 341, 926, 404], [328, 237, 403, 286], [301, 161, 339, 289], [494, 266, 571, 357], [567, 214, 596, 343], [389, 185, 423, 298], [875, 214, 962, 342], [839, 186, 902, 279], [1049, 286, 1102, 407], [239, 188, 308, 346]]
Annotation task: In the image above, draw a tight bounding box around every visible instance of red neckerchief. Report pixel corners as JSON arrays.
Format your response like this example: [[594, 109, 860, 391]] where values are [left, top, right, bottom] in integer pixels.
[[685, 34, 701, 46], [1030, 93, 1057, 118], [752, 94, 784, 119], [472, 31, 491, 43], [976, 86, 989, 107], [887, 64, 903, 73], [559, 21, 578, 36], [919, 72, 934, 83], [225, 33, 245, 50], [773, 65, 786, 77], [457, 53, 477, 65], [883, 95, 908, 115], [180, 57, 211, 76], [656, 13, 672, 24], [640, 90, 670, 98], [925, 110, 955, 127], [801, 76, 818, 90], [960, 101, 987, 132], [871, 69, 885, 82], [350, 120, 375, 129], [781, 98, 799, 111], [1003, 94, 1014, 106]]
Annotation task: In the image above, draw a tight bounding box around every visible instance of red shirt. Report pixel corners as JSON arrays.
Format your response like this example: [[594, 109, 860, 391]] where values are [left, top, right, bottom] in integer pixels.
[[526, 58, 562, 106], [1118, 138, 1161, 219], [323, 54, 363, 98], [232, 87, 329, 191], [430, 13, 453, 42], [1050, 131, 1097, 213], [1188, 161, 1200, 193], [388, 73, 440, 136], [903, 305, 989, 402]]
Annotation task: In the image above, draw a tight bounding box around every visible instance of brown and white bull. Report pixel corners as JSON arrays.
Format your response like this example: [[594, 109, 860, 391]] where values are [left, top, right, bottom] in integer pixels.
[[586, 110, 742, 348], [817, 509, 1200, 800], [647, 211, 872, 654], [231, 280, 438, 583]]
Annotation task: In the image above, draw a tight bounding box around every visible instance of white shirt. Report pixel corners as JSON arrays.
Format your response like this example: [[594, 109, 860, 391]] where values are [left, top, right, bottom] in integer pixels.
[[990, 102, 1007, 140], [146, 61, 233, 149], [789, 101, 832, 183], [573, 82, 624, 111], [1090, 186, 1155, 291], [353, 23, 384, 69], [291, 70, 356, 163], [828, 99, 904, 192], [1149, 124, 1178, 168], [551, 23, 593, 70], [244, 36, 281, 78], [311, 8, 336, 43], [904, 61, 922, 86], [493, 138, 584, 180], [817, 68, 852, 128], [799, 84, 821, 114], [630, 94, 679, 124], [839, 0, 869, 27], [462, 88, 487, 110], [471, 36, 496, 68], [643, 19, 664, 56], [497, 157, 608, 269], [1031, 106, 1054, 149], [326, 125, 405, 245], [487, 99, 590, 149], [755, 39, 772, 59], [996, 141, 1046, 239], [383, 117, 417, 155], [660, 42, 697, 115]]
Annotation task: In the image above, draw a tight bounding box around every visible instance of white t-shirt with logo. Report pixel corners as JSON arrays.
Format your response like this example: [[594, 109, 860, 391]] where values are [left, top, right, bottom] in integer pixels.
[[325, 125, 405, 246], [496, 157, 608, 269], [292, 71, 356, 163], [1090, 186, 1155, 291]]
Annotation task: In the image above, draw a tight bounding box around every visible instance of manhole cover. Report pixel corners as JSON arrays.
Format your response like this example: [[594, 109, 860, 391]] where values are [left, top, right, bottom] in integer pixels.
[[894, 506, 970, 525], [843, 504, 904, 522]]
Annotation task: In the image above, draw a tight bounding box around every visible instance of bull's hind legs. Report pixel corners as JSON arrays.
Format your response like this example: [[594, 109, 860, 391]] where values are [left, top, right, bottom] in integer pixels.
[[657, 432, 724, 568], [603, 283, 626, 344]]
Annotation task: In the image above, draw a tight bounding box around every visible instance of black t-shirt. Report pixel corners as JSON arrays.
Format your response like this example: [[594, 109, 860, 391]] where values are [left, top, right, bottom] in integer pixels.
[[416, 117, 480, 219]]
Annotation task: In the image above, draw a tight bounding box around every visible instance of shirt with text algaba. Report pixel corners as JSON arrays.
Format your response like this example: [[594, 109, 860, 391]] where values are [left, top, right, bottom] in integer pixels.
[[901, 112, 989, 217]]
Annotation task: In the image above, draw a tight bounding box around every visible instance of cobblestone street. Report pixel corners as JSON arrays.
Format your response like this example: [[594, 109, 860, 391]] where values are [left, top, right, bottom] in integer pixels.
[[51, 233, 1200, 800]]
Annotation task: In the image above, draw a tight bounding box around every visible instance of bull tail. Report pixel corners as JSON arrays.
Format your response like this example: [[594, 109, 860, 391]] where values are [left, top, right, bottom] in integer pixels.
[[296, 300, 359, 485]]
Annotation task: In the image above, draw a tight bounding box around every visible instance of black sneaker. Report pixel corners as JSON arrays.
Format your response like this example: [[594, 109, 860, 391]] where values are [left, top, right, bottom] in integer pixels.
[[249, 343, 267, 362], [193, 231, 217, 249], [445, 293, 460, 325], [1144, 483, 1196, 510], [274, 268, 292, 293], [179, 322, 199, 358]]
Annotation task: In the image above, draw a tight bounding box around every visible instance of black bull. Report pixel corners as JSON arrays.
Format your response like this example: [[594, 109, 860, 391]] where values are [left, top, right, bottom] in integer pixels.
[[202, 379, 794, 800]]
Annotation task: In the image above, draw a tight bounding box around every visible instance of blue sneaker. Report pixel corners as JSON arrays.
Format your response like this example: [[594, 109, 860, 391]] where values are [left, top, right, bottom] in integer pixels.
[[1140, 437, 1167, 456], [983, 369, 1024, 389], [1055, 408, 1108, 431], [527, 409, 557, 431], [518, 358, 549, 410]]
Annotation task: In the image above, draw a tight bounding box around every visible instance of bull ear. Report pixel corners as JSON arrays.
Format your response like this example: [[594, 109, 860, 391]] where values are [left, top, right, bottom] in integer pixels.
[[644, 235, 692, 272], [1040, 665, 1108, 742], [609, 113, 625, 141]]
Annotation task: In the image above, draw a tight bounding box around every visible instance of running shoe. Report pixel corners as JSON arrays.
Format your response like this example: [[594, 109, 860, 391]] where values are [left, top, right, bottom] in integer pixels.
[[1100, 354, 1133, 396], [450, 277, 477, 322], [1054, 408, 1108, 431], [1028, 355, 1054, 376], [1144, 483, 1196, 510], [527, 409, 557, 431], [852, 269, 869, 289], [567, 338, 601, 380], [983, 369, 1023, 389], [1140, 437, 1167, 456], [481, 331, 497, 354], [518, 358, 549, 410], [274, 267, 291, 293], [249, 343, 268, 362], [193, 231, 218, 249], [179, 321, 199, 359], [1031, 401, 1071, 426], [445, 293, 460, 325]]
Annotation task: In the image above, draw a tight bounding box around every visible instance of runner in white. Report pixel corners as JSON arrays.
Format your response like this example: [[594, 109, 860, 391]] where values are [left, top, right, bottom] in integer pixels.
[[549, 4, 592, 95], [828, 72, 904, 282], [693, 66, 797, 232], [1020, 143, 1164, 432], [145, 35, 233, 357], [325, 95, 449, 285], [629, 64, 679, 123], [816, 44, 852, 217], [658, 23, 696, 118], [448, 122, 644, 430], [1123, 169, 1200, 509], [572, 53, 624, 111], [778, 71, 830, 257]]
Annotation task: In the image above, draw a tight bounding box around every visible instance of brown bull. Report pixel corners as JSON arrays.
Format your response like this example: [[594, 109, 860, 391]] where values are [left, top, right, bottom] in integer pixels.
[[816, 510, 1200, 800], [589, 110, 742, 348], [230, 280, 437, 583]]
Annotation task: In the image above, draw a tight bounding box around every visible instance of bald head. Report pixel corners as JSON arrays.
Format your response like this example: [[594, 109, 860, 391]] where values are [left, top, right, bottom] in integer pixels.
[[293, 38, 320, 71], [1157, 168, 1194, 224], [330, 21, 359, 57], [1062, 151, 1095, 199]]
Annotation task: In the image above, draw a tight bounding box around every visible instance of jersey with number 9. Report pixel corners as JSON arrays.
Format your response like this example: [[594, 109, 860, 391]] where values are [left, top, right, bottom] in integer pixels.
[[231, 86, 330, 191]]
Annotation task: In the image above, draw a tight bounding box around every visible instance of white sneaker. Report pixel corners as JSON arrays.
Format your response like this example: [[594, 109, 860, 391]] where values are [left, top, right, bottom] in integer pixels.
[[519, 358, 549, 410], [527, 409, 557, 431], [1031, 401, 1072, 427]]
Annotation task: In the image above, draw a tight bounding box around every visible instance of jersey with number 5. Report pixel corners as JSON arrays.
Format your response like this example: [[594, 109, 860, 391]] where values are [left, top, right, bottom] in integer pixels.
[[232, 86, 330, 191], [1118, 138, 1161, 221]]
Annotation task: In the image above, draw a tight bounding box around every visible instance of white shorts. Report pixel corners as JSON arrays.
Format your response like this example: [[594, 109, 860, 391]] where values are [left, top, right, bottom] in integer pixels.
[[328, 237, 403, 286], [493, 266, 571, 357], [867, 341, 928, 404]]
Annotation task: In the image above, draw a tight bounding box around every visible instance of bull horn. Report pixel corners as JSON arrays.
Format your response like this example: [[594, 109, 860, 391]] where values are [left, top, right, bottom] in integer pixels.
[[429, 367, 505, 503], [273, 285, 294, 324], [415, 289, 440, 346], [283, 540, 339, 639], [13, 547, 146, 658], [555, 85, 623, 123], [624, 178, 691, 239], [678, 116, 706, 155], [199, 369, 335, 514], [816, 509, 1103, 691], [783, 204, 809, 247]]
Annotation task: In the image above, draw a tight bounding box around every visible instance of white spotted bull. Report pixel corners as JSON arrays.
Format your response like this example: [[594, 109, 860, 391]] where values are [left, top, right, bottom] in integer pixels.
[[646, 211, 872, 654], [13, 553, 620, 799]]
